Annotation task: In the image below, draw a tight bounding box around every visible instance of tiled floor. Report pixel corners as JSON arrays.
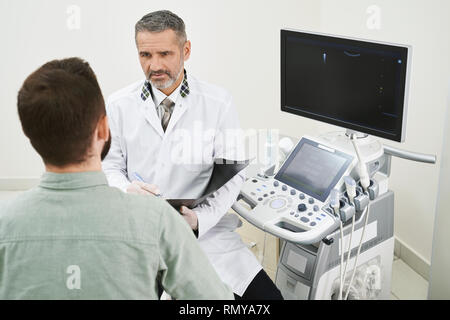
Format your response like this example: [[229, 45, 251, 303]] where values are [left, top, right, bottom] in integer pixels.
[[0, 190, 429, 300], [391, 255, 428, 300]]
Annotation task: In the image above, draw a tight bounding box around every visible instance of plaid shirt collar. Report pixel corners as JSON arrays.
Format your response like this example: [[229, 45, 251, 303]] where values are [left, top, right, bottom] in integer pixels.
[[141, 69, 190, 102]]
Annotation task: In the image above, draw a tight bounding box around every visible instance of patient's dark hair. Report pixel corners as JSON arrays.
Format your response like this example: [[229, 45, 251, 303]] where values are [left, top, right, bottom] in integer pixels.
[[17, 57, 106, 166]]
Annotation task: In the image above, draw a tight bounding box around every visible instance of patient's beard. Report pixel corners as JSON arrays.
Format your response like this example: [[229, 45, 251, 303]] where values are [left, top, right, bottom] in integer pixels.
[[101, 130, 112, 161]]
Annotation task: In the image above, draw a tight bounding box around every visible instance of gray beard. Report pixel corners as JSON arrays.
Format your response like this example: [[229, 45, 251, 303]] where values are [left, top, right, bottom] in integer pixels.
[[149, 61, 184, 90]]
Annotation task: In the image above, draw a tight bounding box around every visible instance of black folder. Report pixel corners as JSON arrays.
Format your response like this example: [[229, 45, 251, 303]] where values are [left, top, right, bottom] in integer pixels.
[[167, 158, 249, 210]]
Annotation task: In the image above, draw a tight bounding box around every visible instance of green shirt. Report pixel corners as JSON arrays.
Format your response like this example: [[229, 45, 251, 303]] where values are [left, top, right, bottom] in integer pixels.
[[0, 171, 234, 300]]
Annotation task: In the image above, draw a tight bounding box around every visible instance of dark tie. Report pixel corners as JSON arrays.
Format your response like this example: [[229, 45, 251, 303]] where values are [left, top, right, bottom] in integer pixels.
[[160, 98, 175, 131]]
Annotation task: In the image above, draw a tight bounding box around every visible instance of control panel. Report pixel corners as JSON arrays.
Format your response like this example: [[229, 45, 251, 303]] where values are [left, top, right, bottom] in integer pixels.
[[232, 136, 358, 244], [246, 177, 332, 229]]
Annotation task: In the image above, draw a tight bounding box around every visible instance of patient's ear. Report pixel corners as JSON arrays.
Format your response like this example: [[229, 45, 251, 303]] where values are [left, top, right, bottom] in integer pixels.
[[97, 115, 109, 142]]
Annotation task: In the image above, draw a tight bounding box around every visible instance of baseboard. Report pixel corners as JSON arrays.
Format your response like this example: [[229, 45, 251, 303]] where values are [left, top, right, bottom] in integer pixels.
[[0, 178, 40, 191], [394, 237, 431, 281]]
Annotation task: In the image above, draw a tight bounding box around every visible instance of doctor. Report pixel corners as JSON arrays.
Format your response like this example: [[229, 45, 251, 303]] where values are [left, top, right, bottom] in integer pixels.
[[102, 10, 282, 299]]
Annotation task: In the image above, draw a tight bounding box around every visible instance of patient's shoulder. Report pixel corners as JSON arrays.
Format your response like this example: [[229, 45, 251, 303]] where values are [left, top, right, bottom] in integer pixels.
[[0, 189, 44, 233], [114, 190, 176, 222]]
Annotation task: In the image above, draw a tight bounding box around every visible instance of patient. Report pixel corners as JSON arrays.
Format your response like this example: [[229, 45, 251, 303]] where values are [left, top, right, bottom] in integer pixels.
[[0, 57, 234, 300]]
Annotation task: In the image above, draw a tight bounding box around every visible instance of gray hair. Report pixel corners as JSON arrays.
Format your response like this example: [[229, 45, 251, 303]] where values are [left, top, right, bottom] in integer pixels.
[[135, 10, 187, 46]]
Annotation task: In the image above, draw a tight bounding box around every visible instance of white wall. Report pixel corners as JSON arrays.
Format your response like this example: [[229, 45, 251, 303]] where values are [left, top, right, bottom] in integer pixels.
[[1, 0, 449, 266], [0, 0, 321, 178], [429, 83, 450, 298]]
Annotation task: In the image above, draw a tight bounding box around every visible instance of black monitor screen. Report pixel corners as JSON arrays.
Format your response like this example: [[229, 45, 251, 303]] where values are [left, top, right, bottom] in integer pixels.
[[281, 30, 409, 142], [275, 138, 353, 202]]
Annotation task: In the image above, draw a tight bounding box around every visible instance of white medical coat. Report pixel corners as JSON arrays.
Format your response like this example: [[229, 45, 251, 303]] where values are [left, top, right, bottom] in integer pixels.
[[102, 74, 262, 296]]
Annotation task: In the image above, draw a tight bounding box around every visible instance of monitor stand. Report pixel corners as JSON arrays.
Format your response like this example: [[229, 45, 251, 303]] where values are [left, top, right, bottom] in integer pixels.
[[317, 130, 384, 164], [345, 129, 368, 139]]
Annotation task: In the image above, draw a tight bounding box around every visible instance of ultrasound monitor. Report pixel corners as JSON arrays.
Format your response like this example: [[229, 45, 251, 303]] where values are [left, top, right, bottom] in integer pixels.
[[281, 29, 411, 142]]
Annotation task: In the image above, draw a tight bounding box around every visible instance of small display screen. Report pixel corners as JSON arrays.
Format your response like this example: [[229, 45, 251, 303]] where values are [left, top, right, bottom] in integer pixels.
[[275, 138, 353, 202]]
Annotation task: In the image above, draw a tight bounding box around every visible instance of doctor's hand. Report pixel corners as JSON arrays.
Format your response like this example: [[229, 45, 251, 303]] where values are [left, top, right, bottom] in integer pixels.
[[180, 206, 198, 231], [127, 180, 161, 196]]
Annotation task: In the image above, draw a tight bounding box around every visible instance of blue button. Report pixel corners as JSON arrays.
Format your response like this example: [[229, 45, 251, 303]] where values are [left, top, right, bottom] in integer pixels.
[[262, 185, 267, 188], [310, 222, 316, 227], [321, 213, 326, 217], [301, 217, 310, 223], [316, 217, 321, 221], [256, 188, 262, 192]]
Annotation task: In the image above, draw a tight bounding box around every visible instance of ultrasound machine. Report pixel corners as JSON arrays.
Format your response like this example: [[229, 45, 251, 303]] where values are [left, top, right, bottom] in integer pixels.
[[232, 29, 436, 300]]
